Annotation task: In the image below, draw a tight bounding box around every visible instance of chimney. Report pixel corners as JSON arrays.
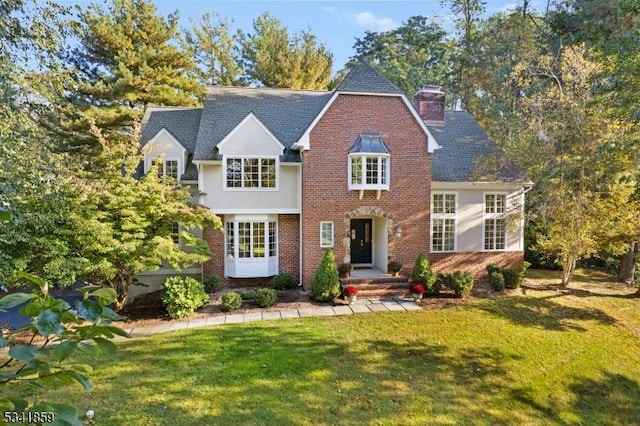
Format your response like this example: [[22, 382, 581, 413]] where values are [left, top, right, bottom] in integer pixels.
[[414, 85, 445, 124]]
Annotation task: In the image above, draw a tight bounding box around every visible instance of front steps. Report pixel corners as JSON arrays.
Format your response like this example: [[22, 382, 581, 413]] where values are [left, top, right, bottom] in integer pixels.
[[340, 275, 410, 298]]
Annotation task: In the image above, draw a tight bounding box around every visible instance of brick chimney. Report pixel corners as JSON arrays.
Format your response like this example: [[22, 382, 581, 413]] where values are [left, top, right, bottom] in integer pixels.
[[414, 85, 445, 124]]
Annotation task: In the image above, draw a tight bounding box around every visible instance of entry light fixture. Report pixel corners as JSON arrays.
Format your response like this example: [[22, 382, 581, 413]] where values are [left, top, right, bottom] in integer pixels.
[[394, 225, 402, 238]]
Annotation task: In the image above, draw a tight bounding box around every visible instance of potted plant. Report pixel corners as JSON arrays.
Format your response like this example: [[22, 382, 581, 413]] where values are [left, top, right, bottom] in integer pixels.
[[388, 261, 403, 276], [338, 263, 353, 278], [409, 283, 425, 301], [344, 285, 358, 303]]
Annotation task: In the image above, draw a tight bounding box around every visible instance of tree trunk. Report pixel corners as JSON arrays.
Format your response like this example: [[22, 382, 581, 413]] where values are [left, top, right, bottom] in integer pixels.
[[618, 241, 637, 285], [561, 256, 576, 286]]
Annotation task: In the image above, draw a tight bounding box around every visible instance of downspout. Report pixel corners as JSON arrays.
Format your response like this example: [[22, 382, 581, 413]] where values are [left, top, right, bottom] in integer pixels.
[[298, 160, 304, 287]]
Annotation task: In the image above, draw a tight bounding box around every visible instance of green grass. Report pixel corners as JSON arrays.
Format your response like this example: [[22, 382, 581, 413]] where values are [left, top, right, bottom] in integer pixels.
[[5, 277, 640, 425]]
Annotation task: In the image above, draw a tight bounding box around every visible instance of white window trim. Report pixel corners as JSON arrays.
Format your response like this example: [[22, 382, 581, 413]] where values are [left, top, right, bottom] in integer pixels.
[[223, 155, 279, 192], [347, 153, 391, 199], [224, 215, 279, 278], [430, 192, 457, 253], [320, 221, 334, 248], [483, 192, 508, 252], [146, 157, 182, 182]]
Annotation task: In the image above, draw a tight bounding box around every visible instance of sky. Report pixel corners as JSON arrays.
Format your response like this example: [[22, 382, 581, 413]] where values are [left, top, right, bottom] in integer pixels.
[[60, 0, 550, 74]]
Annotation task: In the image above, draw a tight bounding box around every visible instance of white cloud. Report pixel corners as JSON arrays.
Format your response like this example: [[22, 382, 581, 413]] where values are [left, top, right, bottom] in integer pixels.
[[349, 12, 398, 32]]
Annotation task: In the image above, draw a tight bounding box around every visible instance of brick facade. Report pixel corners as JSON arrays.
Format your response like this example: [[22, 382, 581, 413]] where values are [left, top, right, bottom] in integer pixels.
[[278, 214, 301, 283], [430, 251, 524, 279], [301, 94, 431, 289]]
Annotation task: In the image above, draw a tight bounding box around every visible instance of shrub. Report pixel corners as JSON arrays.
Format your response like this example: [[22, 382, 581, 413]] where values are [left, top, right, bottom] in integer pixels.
[[273, 272, 296, 289], [490, 271, 505, 291], [410, 283, 425, 294], [337, 263, 353, 278], [221, 292, 242, 312], [441, 271, 474, 298], [161, 276, 210, 319], [411, 253, 438, 296], [255, 288, 278, 307], [503, 269, 521, 289], [388, 261, 403, 274], [240, 289, 258, 300], [486, 263, 501, 275], [203, 275, 222, 293], [311, 249, 341, 301]]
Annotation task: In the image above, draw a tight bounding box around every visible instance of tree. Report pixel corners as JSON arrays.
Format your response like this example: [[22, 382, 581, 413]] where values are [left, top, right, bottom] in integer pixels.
[[311, 250, 341, 302], [49, 0, 203, 158], [78, 123, 222, 310], [350, 16, 451, 98], [183, 12, 246, 86], [244, 12, 333, 90]]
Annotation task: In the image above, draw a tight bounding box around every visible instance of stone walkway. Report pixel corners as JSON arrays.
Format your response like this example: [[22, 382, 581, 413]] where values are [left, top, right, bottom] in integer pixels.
[[122, 297, 422, 338]]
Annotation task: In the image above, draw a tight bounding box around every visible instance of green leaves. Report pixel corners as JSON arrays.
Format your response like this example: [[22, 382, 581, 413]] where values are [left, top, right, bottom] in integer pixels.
[[8, 344, 37, 363], [35, 309, 64, 335], [0, 292, 34, 311]]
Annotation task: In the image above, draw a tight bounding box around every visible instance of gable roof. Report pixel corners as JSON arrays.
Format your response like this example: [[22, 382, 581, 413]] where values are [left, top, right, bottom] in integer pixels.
[[141, 107, 202, 153], [193, 87, 333, 161], [428, 112, 524, 183], [336, 61, 404, 95]]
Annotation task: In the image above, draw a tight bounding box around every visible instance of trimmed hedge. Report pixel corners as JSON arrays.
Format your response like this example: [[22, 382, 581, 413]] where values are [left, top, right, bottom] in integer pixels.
[[221, 292, 242, 312], [440, 271, 474, 298], [203, 275, 222, 293], [255, 288, 278, 307], [273, 272, 296, 290], [311, 249, 341, 302]]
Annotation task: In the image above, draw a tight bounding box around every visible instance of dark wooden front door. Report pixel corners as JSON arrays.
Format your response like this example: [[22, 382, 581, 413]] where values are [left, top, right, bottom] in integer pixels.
[[350, 219, 372, 264]]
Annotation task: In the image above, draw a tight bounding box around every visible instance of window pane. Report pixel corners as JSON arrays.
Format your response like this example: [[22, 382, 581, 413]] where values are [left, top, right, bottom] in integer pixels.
[[432, 219, 443, 251], [444, 194, 456, 214], [244, 158, 259, 188], [351, 156, 362, 185], [166, 160, 178, 180], [496, 218, 506, 250], [496, 194, 506, 214], [225, 222, 234, 258], [484, 219, 495, 250], [261, 159, 276, 188], [269, 222, 277, 257], [485, 194, 495, 214], [380, 157, 388, 185], [444, 218, 455, 251], [238, 222, 251, 258], [153, 159, 163, 179], [321, 222, 333, 247], [253, 222, 265, 257], [170, 222, 180, 244], [432, 194, 443, 214], [366, 157, 378, 184], [226, 158, 242, 187]]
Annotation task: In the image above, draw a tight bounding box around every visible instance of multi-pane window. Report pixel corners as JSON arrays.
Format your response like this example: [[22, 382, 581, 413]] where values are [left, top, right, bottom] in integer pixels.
[[225, 157, 277, 189], [484, 193, 507, 250], [226, 221, 277, 259], [431, 193, 456, 252], [154, 159, 179, 180], [349, 155, 390, 188], [170, 222, 180, 244], [320, 221, 334, 248]]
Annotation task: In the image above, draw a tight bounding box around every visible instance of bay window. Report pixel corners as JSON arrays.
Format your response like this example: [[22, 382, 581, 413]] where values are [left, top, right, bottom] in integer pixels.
[[224, 215, 278, 277]]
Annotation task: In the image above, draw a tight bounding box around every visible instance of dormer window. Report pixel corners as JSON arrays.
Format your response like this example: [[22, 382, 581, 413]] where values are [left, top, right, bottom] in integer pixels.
[[151, 158, 180, 181], [348, 133, 390, 199]]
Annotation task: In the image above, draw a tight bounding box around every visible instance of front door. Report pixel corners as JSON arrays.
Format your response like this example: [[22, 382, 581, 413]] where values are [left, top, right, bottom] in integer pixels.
[[350, 219, 372, 264]]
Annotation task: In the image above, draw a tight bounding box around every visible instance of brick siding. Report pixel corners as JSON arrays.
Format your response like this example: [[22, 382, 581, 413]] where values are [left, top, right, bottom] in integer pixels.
[[429, 251, 524, 279], [301, 93, 431, 289]]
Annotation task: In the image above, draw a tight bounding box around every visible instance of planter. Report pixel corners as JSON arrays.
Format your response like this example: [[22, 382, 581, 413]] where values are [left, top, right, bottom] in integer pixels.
[[347, 295, 357, 304], [412, 293, 423, 301]]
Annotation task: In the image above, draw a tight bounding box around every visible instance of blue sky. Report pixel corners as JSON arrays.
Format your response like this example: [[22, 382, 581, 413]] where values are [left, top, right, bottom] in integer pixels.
[[61, 0, 550, 73]]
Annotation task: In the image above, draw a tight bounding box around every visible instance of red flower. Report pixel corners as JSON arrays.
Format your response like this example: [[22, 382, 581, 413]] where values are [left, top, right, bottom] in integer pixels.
[[410, 284, 425, 294], [344, 285, 358, 296]]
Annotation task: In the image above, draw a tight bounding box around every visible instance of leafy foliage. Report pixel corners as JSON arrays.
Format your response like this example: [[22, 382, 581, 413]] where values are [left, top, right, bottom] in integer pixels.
[[489, 271, 506, 292], [440, 271, 474, 298], [203, 275, 222, 293], [161, 276, 209, 319], [311, 250, 341, 302], [0, 271, 128, 424], [273, 272, 296, 290], [220, 292, 242, 312], [255, 288, 278, 308], [411, 253, 438, 296]]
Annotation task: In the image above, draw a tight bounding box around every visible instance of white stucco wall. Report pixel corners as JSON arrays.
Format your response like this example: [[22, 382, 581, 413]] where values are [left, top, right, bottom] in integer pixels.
[[143, 129, 187, 177], [217, 114, 284, 157], [432, 182, 525, 252]]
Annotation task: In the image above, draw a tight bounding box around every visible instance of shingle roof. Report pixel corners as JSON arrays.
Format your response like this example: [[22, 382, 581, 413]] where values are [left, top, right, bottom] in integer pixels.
[[193, 87, 333, 161], [349, 133, 391, 154], [141, 107, 202, 153], [428, 112, 524, 182], [336, 60, 404, 95]]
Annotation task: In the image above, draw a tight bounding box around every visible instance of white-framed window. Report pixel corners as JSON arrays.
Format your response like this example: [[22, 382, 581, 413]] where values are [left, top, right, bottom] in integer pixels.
[[170, 222, 180, 245], [484, 193, 507, 251], [320, 221, 334, 248], [348, 154, 390, 190], [224, 215, 278, 277], [151, 158, 180, 181], [431, 192, 456, 252], [224, 156, 277, 189]]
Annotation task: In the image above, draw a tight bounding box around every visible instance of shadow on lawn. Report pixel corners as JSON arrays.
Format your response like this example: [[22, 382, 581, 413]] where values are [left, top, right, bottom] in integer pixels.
[[511, 371, 640, 425], [473, 295, 616, 332]]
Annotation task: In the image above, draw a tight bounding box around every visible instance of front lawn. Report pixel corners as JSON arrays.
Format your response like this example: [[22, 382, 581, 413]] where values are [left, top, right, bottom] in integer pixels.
[[5, 275, 640, 425]]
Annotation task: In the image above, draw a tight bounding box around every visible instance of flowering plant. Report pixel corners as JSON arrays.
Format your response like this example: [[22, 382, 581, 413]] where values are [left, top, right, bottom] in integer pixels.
[[344, 285, 358, 296], [410, 284, 425, 294]]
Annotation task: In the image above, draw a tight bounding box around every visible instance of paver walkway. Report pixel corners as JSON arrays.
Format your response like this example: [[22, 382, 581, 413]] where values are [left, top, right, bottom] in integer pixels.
[[122, 297, 422, 338]]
